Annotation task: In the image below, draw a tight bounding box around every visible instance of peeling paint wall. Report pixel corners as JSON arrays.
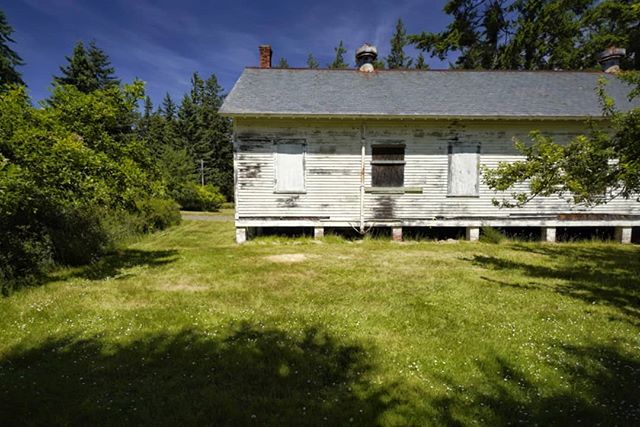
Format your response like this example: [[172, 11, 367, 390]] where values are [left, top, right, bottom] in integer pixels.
[[234, 118, 640, 225]]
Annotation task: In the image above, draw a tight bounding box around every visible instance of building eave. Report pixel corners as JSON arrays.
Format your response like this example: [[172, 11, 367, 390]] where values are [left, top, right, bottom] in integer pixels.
[[219, 112, 606, 121]]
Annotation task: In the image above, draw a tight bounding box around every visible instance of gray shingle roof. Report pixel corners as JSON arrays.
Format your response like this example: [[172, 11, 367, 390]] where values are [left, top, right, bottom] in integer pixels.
[[219, 68, 637, 119]]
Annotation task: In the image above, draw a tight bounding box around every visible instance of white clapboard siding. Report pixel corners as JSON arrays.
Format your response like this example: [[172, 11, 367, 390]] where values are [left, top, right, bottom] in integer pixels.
[[234, 118, 640, 224]]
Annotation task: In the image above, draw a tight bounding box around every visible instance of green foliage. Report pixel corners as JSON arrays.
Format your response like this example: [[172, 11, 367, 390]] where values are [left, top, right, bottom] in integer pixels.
[[54, 41, 120, 92], [174, 183, 225, 211], [136, 197, 182, 231], [276, 57, 289, 68], [0, 82, 178, 292], [139, 73, 233, 203], [414, 52, 429, 69], [484, 71, 640, 207], [306, 53, 319, 68], [480, 226, 507, 243], [329, 41, 349, 69], [0, 10, 23, 86], [386, 19, 413, 69], [410, 0, 639, 71]]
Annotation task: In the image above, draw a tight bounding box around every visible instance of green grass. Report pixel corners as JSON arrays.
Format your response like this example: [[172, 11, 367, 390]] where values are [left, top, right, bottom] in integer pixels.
[[181, 208, 235, 217], [1, 221, 639, 426]]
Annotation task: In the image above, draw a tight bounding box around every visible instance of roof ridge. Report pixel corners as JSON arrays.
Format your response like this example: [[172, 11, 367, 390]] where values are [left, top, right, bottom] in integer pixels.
[[244, 67, 606, 74]]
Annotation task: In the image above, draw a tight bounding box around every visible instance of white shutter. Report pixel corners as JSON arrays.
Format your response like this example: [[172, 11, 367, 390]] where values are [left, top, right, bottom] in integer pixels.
[[448, 143, 479, 196], [276, 143, 305, 192]]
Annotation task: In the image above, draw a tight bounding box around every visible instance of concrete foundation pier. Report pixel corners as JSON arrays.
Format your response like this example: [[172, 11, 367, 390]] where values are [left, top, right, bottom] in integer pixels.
[[541, 227, 556, 242], [466, 227, 480, 241], [615, 227, 632, 244]]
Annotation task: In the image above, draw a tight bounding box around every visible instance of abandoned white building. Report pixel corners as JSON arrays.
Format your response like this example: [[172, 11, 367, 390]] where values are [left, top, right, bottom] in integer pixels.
[[219, 45, 639, 244]]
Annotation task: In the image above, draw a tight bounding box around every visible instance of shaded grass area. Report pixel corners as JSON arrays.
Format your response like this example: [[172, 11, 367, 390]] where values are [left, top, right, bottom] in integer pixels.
[[1, 221, 639, 425]]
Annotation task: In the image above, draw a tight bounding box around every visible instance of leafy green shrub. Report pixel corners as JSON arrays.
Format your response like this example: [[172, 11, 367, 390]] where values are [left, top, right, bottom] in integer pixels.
[[0, 84, 179, 293], [137, 198, 181, 231], [174, 183, 225, 211], [48, 207, 111, 266], [0, 226, 54, 295], [480, 226, 507, 244], [222, 202, 235, 209]]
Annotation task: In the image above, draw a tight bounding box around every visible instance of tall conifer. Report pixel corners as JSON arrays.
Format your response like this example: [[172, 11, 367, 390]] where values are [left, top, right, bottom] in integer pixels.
[[0, 10, 24, 86]]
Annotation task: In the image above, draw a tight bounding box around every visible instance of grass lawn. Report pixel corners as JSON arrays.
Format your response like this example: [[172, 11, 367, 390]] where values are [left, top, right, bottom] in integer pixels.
[[180, 208, 235, 217], [1, 220, 639, 426]]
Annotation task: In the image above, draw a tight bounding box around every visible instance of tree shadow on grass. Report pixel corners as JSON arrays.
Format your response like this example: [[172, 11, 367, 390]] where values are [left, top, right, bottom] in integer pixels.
[[49, 249, 179, 282], [468, 244, 640, 321], [431, 342, 640, 426], [0, 323, 399, 426]]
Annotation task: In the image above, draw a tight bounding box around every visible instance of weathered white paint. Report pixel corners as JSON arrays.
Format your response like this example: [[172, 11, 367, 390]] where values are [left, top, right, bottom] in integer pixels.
[[275, 142, 305, 193], [314, 226, 324, 239], [541, 227, 556, 242], [233, 118, 640, 233], [615, 227, 632, 244], [448, 143, 480, 197]]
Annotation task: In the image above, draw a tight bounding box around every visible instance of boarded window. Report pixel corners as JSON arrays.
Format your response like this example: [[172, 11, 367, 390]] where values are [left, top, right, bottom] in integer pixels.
[[371, 145, 405, 187], [275, 142, 305, 192], [448, 143, 480, 196]]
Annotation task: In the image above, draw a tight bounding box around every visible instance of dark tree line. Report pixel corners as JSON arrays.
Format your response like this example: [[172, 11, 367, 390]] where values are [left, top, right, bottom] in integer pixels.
[[410, 0, 639, 70], [137, 73, 233, 203]]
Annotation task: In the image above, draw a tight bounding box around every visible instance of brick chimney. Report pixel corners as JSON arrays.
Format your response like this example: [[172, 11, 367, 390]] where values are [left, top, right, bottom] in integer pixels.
[[598, 47, 625, 73], [259, 45, 272, 69]]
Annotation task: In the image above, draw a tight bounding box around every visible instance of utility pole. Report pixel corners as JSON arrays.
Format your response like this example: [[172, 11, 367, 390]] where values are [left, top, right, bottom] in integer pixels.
[[200, 159, 204, 186]]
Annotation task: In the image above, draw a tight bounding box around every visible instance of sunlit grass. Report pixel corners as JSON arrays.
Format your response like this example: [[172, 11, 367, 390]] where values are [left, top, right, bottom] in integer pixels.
[[1, 220, 639, 425]]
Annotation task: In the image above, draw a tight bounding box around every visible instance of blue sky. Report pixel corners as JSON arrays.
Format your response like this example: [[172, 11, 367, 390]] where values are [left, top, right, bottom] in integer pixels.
[[4, 0, 451, 105]]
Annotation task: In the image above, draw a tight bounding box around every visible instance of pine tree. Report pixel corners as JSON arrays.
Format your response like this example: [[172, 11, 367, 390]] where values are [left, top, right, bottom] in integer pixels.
[[387, 18, 413, 69], [579, 0, 639, 70], [87, 41, 119, 88], [409, 0, 636, 71], [276, 57, 290, 68], [54, 40, 119, 92], [174, 72, 233, 199], [414, 52, 429, 69], [410, 0, 510, 69], [329, 41, 348, 68], [143, 96, 153, 119], [306, 53, 319, 68], [136, 95, 154, 140], [161, 93, 176, 121], [0, 10, 24, 86]]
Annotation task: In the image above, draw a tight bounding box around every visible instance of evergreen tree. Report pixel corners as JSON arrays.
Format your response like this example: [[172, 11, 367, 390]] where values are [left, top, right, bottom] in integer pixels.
[[0, 10, 23, 86], [306, 53, 319, 68], [276, 57, 290, 68], [173, 72, 233, 199], [143, 96, 153, 119], [136, 95, 154, 141], [409, 0, 638, 71], [329, 41, 349, 68], [194, 73, 233, 199], [87, 41, 119, 88], [54, 41, 119, 92], [500, 0, 590, 70], [387, 18, 413, 69], [577, 0, 639, 70], [161, 93, 176, 121], [410, 0, 510, 69], [414, 52, 429, 69]]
